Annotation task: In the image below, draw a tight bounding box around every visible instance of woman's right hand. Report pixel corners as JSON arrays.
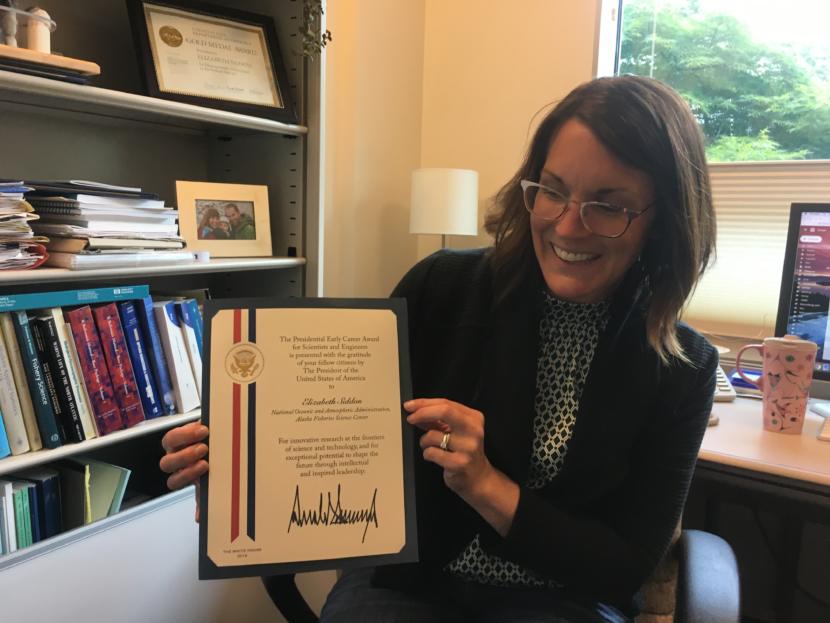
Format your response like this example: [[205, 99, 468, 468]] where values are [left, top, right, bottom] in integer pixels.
[[160, 422, 210, 521]]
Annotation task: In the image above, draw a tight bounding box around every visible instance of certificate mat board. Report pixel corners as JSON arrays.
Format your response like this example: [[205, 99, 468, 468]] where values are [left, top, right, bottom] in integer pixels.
[[199, 298, 417, 579]]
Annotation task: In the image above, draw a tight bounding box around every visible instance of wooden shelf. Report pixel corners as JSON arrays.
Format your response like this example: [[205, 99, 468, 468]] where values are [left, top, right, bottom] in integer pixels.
[[0, 411, 200, 476], [0, 256, 306, 285], [0, 70, 308, 135]]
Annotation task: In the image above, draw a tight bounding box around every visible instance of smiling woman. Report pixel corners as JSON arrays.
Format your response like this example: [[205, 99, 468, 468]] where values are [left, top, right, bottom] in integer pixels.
[[161, 75, 720, 623], [524, 120, 655, 305], [486, 75, 715, 363]]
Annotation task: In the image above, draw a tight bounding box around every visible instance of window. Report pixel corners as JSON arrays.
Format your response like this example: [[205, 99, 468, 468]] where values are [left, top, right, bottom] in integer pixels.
[[597, 1, 830, 340], [607, 0, 830, 162]]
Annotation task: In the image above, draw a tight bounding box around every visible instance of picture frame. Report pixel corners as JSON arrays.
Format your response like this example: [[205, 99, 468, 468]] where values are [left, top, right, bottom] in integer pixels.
[[176, 181, 272, 257], [126, 0, 297, 124]]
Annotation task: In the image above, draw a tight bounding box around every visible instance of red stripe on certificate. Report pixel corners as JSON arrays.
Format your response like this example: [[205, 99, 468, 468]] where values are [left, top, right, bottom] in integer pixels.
[[231, 309, 242, 542], [231, 382, 241, 541]]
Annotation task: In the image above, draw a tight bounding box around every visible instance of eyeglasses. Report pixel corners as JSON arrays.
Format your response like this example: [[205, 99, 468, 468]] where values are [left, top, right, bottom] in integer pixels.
[[520, 180, 651, 239]]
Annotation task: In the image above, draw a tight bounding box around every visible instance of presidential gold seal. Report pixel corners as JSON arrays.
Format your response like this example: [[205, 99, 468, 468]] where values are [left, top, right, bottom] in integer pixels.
[[226, 342, 264, 383], [159, 25, 183, 47]]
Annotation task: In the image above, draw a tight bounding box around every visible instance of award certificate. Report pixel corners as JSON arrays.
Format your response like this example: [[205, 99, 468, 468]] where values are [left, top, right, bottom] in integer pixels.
[[199, 298, 418, 579], [142, 3, 282, 108]]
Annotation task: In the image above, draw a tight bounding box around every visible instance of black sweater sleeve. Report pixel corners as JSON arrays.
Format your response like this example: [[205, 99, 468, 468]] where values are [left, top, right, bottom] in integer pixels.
[[481, 335, 718, 604]]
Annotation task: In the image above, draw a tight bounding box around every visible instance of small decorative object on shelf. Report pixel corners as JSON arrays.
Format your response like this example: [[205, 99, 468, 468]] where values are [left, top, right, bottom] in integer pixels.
[[25, 6, 50, 54], [0, 3, 100, 83], [126, 0, 297, 123], [176, 180, 272, 257]]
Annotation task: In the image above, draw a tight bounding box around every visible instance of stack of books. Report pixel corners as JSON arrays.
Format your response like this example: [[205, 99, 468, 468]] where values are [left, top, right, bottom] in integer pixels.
[[0, 284, 204, 460], [0, 456, 132, 555], [0, 287, 169, 553], [22, 180, 192, 270], [0, 182, 48, 270]]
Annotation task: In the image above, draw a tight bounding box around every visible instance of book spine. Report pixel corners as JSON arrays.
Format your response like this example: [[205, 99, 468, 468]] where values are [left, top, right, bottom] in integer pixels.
[[0, 497, 7, 554], [0, 313, 43, 450], [92, 303, 145, 428], [0, 416, 10, 459], [65, 306, 124, 435], [51, 309, 98, 439], [176, 301, 203, 397], [25, 484, 41, 544], [192, 299, 205, 359], [118, 301, 163, 419], [137, 296, 176, 415], [0, 324, 30, 455], [41, 473, 61, 538], [10, 311, 61, 448], [31, 317, 85, 444], [12, 484, 30, 548], [31, 204, 77, 215], [0, 481, 16, 552], [153, 302, 200, 413], [183, 299, 203, 357], [0, 285, 150, 314]]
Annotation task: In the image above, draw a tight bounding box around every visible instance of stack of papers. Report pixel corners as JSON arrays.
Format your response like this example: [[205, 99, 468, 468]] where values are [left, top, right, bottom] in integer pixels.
[[15, 179, 192, 270], [0, 182, 48, 270]]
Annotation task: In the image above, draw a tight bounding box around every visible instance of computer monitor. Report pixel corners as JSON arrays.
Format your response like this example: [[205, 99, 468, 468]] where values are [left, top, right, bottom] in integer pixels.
[[775, 203, 830, 400]]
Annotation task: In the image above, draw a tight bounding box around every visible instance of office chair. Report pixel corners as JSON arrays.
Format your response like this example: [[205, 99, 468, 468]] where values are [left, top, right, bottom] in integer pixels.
[[260, 529, 740, 623]]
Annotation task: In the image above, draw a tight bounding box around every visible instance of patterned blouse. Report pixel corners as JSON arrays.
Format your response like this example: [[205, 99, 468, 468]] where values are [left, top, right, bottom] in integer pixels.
[[447, 291, 610, 587]]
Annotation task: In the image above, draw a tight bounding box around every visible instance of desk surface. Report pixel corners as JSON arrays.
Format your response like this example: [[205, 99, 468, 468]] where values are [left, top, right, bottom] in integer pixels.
[[702, 398, 830, 486]]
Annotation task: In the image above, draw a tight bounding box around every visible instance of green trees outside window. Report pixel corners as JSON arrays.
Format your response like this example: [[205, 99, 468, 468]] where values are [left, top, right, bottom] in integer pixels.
[[619, 0, 830, 161]]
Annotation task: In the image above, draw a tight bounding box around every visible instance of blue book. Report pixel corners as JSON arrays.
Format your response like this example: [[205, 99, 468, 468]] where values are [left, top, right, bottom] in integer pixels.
[[180, 299, 203, 358], [24, 481, 41, 543], [118, 301, 163, 420], [10, 311, 61, 448], [136, 296, 176, 415], [16, 468, 61, 539], [175, 300, 202, 397], [0, 409, 10, 458], [0, 285, 150, 313]]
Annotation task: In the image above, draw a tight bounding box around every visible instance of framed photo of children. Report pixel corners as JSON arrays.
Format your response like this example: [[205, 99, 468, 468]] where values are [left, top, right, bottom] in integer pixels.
[[176, 181, 272, 257]]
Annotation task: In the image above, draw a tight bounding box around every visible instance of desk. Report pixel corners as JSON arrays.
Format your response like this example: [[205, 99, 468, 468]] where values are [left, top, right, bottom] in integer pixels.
[[701, 398, 830, 487], [690, 398, 830, 623]]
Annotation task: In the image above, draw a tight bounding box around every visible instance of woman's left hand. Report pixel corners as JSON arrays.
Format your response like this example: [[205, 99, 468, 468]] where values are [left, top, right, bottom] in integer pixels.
[[404, 398, 493, 498], [404, 397, 520, 536]]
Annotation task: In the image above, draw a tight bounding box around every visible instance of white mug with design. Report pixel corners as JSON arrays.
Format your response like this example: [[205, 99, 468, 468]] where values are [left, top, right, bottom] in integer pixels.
[[735, 335, 817, 434]]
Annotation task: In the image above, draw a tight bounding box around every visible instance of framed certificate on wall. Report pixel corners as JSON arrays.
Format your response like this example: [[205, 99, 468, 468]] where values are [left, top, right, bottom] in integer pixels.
[[198, 297, 419, 579], [127, 0, 298, 123]]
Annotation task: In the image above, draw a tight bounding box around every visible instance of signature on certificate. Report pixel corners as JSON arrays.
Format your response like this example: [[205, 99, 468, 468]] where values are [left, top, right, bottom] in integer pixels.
[[287, 484, 379, 543]]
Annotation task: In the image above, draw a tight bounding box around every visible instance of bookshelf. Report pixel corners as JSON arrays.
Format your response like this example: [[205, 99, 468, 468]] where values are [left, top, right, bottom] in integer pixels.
[[0, 411, 200, 477], [0, 256, 306, 287], [0, 1, 323, 620], [0, 70, 309, 135]]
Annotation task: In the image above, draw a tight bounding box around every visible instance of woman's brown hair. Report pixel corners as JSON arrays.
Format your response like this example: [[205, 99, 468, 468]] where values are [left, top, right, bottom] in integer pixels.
[[198, 207, 221, 230], [485, 75, 715, 363]]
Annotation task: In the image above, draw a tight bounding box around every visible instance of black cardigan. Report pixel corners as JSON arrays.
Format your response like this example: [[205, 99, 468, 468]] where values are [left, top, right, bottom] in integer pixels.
[[374, 248, 718, 615]]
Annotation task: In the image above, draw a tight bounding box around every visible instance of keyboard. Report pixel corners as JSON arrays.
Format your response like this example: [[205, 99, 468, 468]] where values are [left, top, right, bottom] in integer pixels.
[[714, 366, 737, 402]]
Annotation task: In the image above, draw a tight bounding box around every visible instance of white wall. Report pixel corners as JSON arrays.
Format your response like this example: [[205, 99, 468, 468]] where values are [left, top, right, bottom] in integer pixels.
[[324, 1, 602, 294], [418, 1, 602, 256], [323, 0, 426, 298]]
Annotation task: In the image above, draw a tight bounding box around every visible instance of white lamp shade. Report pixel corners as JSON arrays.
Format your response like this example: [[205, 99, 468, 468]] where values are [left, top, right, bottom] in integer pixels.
[[409, 168, 479, 236]]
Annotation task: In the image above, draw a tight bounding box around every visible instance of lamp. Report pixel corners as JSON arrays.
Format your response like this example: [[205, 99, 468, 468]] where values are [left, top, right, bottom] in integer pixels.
[[410, 168, 479, 248]]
